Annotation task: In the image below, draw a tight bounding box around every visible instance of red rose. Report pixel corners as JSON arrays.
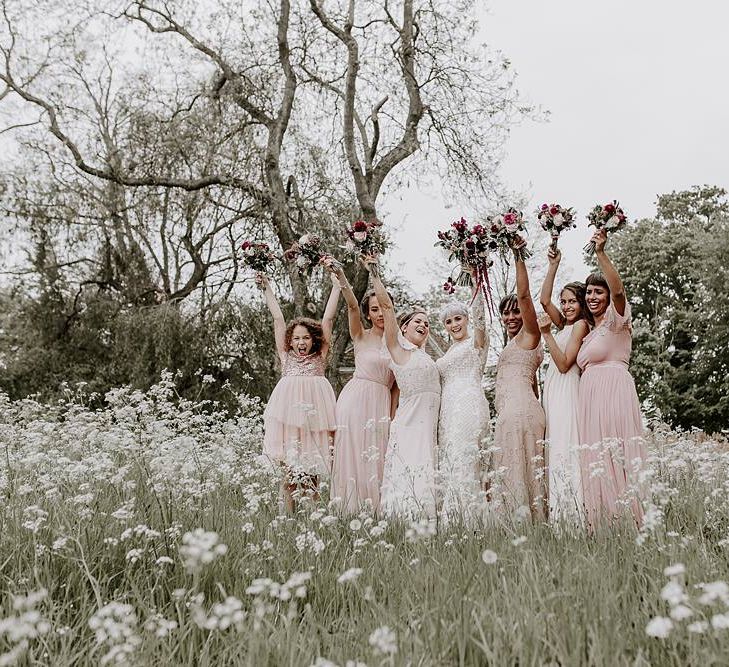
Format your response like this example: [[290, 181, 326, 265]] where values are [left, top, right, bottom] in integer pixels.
[[550, 206, 559, 216], [471, 224, 484, 235], [465, 240, 476, 249], [491, 224, 500, 234], [241, 241, 251, 250], [353, 220, 368, 232], [604, 203, 616, 214]]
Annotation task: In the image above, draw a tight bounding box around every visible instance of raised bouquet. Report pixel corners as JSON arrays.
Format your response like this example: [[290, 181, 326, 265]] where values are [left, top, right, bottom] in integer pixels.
[[537, 203, 576, 249], [584, 200, 627, 255], [343, 219, 387, 258], [487, 207, 531, 262], [283, 233, 324, 275], [240, 241, 276, 273], [435, 217, 496, 310]]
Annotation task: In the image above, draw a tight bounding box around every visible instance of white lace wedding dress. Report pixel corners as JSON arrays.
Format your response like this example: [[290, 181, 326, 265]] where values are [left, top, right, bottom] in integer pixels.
[[380, 334, 441, 519], [436, 297, 491, 524]]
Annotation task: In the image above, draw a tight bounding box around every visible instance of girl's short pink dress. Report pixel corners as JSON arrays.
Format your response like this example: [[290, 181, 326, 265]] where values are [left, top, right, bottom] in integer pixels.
[[577, 301, 645, 527], [263, 351, 337, 476], [331, 342, 395, 513]]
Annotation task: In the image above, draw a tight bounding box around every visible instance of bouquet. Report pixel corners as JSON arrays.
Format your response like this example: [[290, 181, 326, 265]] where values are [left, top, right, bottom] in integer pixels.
[[487, 207, 532, 262], [343, 219, 387, 258], [537, 203, 576, 249], [584, 200, 627, 255], [435, 217, 496, 310], [240, 241, 276, 273], [283, 233, 324, 275]]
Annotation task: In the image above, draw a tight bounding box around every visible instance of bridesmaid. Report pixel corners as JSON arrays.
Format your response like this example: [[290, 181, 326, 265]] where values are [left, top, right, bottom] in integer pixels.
[[365, 257, 441, 519], [436, 277, 490, 525], [491, 250, 546, 521], [577, 229, 645, 528], [538, 247, 589, 523], [324, 258, 395, 513]]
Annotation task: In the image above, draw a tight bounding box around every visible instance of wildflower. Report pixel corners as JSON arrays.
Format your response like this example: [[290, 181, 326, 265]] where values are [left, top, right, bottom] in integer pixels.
[[179, 529, 228, 574], [660, 581, 687, 606], [669, 605, 693, 621], [337, 568, 363, 584], [697, 581, 729, 606], [711, 613, 729, 630], [687, 621, 709, 634], [481, 549, 498, 565], [369, 625, 397, 656], [88, 602, 142, 665], [512, 536, 527, 547], [405, 518, 436, 542], [349, 519, 362, 531], [645, 616, 673, 638], [663, 563, 685, 577], [295, 531, 325, 555], [143, 614, 178, 638]]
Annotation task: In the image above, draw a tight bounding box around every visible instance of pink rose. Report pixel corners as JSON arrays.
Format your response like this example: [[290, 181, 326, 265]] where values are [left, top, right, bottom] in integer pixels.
[[353, 231, 367, 242]]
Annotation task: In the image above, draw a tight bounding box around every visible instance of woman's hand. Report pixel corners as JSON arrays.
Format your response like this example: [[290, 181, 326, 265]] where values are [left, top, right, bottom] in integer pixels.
[[361, 254, 380, 275], [591, 228, 608, 253], [547, 246, 561, 267], [322, 254, 345, 277], [537, 312, 553, 334]]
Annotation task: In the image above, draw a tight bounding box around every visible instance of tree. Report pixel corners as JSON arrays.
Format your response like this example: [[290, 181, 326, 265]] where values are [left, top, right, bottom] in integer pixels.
[[609, 185, 729, 432]]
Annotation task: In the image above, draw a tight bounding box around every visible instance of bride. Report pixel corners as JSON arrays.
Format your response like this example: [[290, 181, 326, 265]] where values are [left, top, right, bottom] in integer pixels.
[[365, 257, 440, 518], [436, 279, 490, 524]]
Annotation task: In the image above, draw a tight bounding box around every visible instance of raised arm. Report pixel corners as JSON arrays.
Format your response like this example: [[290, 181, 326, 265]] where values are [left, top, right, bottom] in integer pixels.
[[256, 273, 287, 357], [539, 247, 566, 328], [320, 276, 341, 359], [365, 258, 410, 366], [514, 251, 541, 349], [592, 229, 626, 316], [538, 315, 589, 373], [471, 280, 489, 352], [324, 257, 363, 341]]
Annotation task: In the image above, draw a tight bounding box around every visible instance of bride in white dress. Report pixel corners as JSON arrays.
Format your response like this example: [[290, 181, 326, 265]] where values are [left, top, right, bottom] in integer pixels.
[[365, 258, 440, 518], [538, 247, 589, 523], [435, 287, 490, 524]]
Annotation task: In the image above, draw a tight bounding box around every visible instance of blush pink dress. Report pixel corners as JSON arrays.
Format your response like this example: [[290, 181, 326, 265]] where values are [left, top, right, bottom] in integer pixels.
[[492, 339, 546, 521], [263, 351, 337, 476], [331, 342, 395, 513], [577, 302, 645, 527]]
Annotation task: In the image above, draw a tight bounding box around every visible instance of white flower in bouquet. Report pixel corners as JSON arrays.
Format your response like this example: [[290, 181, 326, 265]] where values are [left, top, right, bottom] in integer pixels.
[[353, 231, 367, 242], [606, 215, 622, 230], [295, 255, 310, 269], [299, 234, 311, 245], [553, 212, 564, 227]]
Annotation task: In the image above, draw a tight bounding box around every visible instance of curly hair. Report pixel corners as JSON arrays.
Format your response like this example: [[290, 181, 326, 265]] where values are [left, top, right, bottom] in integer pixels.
[[284, 317, 325, 355]]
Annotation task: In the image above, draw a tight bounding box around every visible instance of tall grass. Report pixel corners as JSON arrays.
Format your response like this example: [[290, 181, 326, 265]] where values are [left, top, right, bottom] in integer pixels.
[[1, 375, 728, 665]]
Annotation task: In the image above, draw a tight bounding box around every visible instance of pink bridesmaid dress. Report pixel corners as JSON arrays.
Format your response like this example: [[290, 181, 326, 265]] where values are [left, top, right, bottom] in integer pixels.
[[331, 343, 394, 512], [577, 301, 645, 527], [263, 351, 337, 476]]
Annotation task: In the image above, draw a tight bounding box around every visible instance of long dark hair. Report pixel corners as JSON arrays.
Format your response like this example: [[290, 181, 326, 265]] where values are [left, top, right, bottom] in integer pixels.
[[284, 317, 324, 355], [560, 281, 587, 323], [584, 272, 610, 327], [499, 294, 518, 314], [359, 289, 394, 325]]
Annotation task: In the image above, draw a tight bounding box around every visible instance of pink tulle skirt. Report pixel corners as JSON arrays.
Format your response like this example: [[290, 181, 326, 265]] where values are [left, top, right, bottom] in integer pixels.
[[263, 376, 337, 476]]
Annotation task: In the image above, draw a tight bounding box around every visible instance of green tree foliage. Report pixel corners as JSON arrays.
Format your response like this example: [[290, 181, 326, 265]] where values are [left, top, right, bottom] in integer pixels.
[[609, 186, 729, 432]]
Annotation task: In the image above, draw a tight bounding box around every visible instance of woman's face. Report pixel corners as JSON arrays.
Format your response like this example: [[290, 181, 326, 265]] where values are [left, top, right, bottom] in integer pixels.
[[585, 284, 609, 319], [501, 305, 523, 338], [443, 312, 469, 341], [560, 289, 583, 324], [290, 325, 314, 356], [402, 313, 429, 347], [367, 296, 385, 330]]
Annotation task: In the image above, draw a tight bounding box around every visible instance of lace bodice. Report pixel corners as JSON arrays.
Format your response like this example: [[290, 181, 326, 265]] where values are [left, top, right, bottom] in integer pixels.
[[281, 351, 326, 377], [495, 338, 543, 412], [436, 338, 486, 389], [389, 347, 441, 400]]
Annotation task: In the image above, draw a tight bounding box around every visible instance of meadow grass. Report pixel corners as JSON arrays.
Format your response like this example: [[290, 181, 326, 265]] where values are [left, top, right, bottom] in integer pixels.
[[1, 376, 729, 665]]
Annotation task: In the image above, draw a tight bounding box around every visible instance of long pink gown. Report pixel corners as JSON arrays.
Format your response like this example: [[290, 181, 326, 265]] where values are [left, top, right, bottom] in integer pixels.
[[492, 338, 546, 521], [263, 351, 337, 476], [577, 301, 645, 527], [331, 342, 395, 512]]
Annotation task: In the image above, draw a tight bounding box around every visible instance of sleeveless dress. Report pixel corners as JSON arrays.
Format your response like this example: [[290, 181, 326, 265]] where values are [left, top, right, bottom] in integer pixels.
[[543, 324, 583, 523], [436, 337, 490, 524], [577, 302, 645, 527], [492, 338, 546, 521], [263, 351, 337, 476], [380, 336, 441, 519], [331, 342, 395, 513]]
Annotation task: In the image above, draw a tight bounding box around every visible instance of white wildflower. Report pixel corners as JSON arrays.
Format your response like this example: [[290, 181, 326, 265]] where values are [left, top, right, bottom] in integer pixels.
[[481, 549, 498, 565], [337, 568, 363, 584], [368, 625, 397, 656], [645, 616, 673, 638], [179, 529, 228, 573]]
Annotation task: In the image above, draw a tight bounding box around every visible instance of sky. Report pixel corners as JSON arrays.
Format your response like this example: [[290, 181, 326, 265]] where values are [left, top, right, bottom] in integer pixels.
[[386, 0, 729, 292]]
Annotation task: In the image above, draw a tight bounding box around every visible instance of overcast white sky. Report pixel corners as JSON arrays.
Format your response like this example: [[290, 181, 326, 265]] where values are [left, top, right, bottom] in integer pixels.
[[386, 0, 729, 291]]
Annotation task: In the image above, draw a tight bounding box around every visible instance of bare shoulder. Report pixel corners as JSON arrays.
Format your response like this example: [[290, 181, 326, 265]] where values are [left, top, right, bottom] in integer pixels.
[[573, 320, 590, 337]]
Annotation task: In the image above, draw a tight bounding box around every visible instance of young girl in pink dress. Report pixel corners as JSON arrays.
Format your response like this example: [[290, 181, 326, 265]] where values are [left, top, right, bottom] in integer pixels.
[[577, 229, 645, 528], [324, 259, 395, 513], [257, 273, 340, 512]]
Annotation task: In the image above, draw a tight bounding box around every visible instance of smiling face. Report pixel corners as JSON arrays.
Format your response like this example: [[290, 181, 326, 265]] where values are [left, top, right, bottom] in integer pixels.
[[402, 312, 429, 347], [501, 304, 523, 338], [443, 312, 470, 341], [560, 288, 583, 325], [585, 284, 610, 319], [366, 295, 385, 330], [290, 324, 314, 356]]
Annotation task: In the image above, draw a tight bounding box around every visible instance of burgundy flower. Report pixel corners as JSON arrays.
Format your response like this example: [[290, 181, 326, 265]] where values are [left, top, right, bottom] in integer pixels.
[[541, 203, 549, 210], [353, 220, 368, 232], [241, 241, 251, 250], [604, 203, 616, 214], [471, 224, 484, 235], [443, 278, 456, 294], [549, 206, 559, 216]]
